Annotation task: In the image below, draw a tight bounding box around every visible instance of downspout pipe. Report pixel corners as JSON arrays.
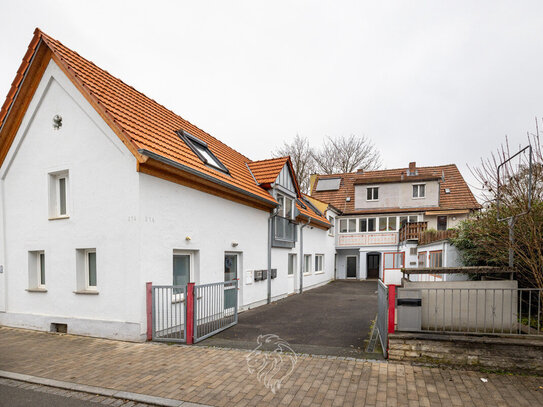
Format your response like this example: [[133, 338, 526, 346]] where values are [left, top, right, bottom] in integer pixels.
[[267, 208, 279, 304], [299, 217, 311, 294]]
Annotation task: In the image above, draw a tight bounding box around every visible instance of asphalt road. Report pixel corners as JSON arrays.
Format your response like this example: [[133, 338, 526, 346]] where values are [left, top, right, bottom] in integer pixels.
[[199, 280, 382, 358]]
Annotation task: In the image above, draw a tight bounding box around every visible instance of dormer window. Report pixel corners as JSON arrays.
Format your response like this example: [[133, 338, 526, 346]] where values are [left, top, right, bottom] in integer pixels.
[[177, 130, 229, 174], [412, 184, 426, 199], [277, 194, 294, 219], [367, 187, 379, 201]]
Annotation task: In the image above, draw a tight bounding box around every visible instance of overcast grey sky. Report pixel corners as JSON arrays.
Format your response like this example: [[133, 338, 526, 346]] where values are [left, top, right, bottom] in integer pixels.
[[1, 1, 542, 197]]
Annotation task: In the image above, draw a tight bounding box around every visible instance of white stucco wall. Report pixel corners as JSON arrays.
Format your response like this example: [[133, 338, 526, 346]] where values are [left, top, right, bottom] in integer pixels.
[[354, 180, 439, 210], [0, 60, 142, 340], [138, 170, 335, 319], [0, 59, 336, 342]]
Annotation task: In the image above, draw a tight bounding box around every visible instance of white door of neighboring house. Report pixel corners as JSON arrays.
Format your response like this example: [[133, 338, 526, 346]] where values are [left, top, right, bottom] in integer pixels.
[[288, 253, 297, 294]]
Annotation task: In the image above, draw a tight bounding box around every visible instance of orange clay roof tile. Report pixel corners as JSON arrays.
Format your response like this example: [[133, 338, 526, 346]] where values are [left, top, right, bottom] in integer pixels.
[[0, 29, 331, 225], [311, 164, 481, 215], [248, 157, 290, 185]]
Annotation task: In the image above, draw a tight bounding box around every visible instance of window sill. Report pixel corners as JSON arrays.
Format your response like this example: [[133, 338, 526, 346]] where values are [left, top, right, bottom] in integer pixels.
[[49, 215, 70, 221], [26, 288, 47, 293], [412, 197, 426, 200], [314, 271, 325, 275], [303, 272, 312, 276], [287, 274, 294, 278], [73, 290, 99, 295]]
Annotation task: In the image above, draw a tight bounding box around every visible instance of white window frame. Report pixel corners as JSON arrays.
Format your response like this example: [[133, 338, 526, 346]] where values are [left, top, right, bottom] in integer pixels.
[[37, 251, 46, 288], [277, 193, 294, 220], [84, 249, 97, 290], [328, 215, 335, 236], [366, 186, 379, 201], [48, 170, 70, 219], [412, 183, 426, 199], [304, 254, 312, 275], [339, 218, 357, 234], [314, 254, 324, 274], [288, 253, 296, 277], [27, 250, 47, 291]]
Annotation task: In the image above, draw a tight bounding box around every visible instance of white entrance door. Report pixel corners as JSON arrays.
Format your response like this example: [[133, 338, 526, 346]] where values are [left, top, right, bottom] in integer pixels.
[[288, 253, 297, 294]]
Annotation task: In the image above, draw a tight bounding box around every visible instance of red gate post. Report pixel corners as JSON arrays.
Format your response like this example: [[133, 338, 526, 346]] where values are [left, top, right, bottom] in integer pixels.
[[186, 282, 195, 344], [146, 282, 152, 341], [388, 284, 396, 334]]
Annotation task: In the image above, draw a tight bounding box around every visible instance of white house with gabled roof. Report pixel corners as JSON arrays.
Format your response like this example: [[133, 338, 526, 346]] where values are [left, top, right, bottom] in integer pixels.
[[0, 29, 336, 341]]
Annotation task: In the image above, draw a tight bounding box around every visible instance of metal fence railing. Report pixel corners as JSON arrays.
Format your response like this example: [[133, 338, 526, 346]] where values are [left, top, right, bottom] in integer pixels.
[[400, 287, 543, 336], [193, 280, 238, 343], [152, 285, 186, 342], [377, 280, 389, 357]]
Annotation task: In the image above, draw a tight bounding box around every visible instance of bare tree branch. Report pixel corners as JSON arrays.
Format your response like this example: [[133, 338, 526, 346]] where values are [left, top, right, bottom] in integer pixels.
[[273, 134, 315, 193], [313, 135, 382, 174]]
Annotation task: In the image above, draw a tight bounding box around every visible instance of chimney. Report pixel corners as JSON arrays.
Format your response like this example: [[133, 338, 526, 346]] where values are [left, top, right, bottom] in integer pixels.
[[357, 168, 364, 173], [409, 162, 416, 173]]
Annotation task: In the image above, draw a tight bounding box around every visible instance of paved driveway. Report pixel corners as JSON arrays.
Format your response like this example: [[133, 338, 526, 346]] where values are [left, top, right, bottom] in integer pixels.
[[199, 280, 381, 358]]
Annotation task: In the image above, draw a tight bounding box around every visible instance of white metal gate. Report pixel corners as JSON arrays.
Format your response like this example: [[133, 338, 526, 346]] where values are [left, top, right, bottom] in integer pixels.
[[193, 280, 238, 343], [152, 285, 187, 343]]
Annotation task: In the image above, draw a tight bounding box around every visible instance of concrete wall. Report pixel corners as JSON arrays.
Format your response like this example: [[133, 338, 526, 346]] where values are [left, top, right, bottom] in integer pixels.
[[354, 181, 439, 210], [389, 332, 543, 375], [400, 280, 518, 331], [0, 60, 142, 340]]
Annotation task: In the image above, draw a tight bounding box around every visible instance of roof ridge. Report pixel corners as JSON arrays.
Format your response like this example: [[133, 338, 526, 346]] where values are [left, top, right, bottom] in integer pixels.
[[250, 156, 289, 164], [315, 163, 459, 178], [36, 28, 253, 163]]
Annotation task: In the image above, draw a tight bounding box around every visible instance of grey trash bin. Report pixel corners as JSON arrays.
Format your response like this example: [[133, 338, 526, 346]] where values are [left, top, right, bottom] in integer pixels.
[[396, 289, 422, 331]]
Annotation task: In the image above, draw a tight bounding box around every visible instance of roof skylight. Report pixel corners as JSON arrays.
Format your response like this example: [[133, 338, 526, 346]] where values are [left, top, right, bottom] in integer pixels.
[[316, 178, 341, 191], [177, 130, 229, 174]]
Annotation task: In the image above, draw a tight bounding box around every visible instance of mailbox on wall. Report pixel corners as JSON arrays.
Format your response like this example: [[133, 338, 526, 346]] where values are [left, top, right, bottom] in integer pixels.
[[253, 269, 277, 282]]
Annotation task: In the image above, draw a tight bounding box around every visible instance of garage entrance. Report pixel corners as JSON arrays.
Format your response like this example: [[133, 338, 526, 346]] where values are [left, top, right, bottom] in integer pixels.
[[197, 280, 382, 358]]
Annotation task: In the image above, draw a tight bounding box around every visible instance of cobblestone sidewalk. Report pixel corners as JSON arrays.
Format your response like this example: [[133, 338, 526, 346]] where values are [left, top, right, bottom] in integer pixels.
[[0, 327, 542, 406]]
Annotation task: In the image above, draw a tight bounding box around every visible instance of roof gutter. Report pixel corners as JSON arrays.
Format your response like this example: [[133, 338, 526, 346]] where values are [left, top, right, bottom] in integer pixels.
[[138, 149, 278, 208]]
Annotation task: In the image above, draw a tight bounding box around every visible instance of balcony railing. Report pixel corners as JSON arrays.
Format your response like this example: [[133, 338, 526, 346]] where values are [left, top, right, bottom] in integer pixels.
[[419, 229, 457, 245], [398, 221, 457, 245], [399, 221, 428, 242]]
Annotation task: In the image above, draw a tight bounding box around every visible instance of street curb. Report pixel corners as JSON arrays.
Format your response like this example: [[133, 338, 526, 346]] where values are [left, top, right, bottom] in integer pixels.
[[0, 370, 212, 407]]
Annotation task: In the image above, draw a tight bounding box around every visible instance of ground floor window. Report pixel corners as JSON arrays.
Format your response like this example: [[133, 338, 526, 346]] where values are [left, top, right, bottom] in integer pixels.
[[429, 250, 443, 268], [304, 254, 312, 274], [75, 248, 97, 293], [288, 254, 296, 275], [384, 252, 404, 269], [86, 250, 97, 289], [28, 251, 46, 290], [314, 254, 324, 272]]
